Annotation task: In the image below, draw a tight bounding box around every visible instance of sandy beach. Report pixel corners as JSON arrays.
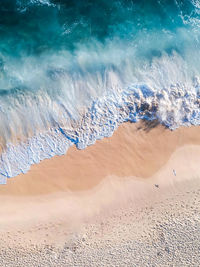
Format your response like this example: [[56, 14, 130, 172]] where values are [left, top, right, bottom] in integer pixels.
[[1, 121, 200, 195], [0, 122, 200, 266]]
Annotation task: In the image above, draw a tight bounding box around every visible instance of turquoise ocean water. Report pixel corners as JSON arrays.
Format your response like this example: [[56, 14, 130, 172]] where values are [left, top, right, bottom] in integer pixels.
[[0, 0, 200, 183]]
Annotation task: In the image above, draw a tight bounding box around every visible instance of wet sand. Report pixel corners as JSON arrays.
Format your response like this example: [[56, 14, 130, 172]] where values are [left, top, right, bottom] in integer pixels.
[[0, 121, 200, 266], [1, 121, 200, 195]]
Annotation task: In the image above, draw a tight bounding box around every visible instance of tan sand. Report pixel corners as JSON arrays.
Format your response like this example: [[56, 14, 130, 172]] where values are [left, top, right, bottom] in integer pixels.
[[0, 122, 200, 266], [0, 121, 200, 196]]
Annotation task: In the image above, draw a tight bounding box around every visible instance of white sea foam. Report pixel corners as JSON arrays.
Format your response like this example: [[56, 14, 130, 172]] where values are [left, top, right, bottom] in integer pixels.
[[1, 40, 200, 184], [17, 0, 54, 11], [1, 71, 200, 183]]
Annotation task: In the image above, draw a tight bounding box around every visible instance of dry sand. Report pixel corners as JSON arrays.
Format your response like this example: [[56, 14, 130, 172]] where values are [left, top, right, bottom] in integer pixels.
[[0, 121, 200, 266]]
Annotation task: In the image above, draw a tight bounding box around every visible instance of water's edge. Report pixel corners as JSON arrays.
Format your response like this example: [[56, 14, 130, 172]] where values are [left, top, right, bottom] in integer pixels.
[[0, 82, 200, 184]]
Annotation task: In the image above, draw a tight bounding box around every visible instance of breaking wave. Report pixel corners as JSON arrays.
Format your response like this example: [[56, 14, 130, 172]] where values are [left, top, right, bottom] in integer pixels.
[[1, 0, 200, 182]]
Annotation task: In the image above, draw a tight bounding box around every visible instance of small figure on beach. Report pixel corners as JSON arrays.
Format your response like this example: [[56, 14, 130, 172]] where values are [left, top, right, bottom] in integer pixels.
[[173, 169, 176, 176], [155, 184, 159, 188]]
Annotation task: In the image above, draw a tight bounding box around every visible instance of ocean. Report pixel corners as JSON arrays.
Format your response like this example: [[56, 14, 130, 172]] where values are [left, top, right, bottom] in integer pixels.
[[0, 0, 200, 183]]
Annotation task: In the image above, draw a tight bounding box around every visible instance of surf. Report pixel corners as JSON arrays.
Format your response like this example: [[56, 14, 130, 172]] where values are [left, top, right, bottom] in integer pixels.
[[1, 0, 200, 182]]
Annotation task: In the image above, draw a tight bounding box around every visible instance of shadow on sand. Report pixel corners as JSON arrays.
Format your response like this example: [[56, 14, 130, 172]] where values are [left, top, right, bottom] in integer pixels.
[[136, 119, 168, 132]]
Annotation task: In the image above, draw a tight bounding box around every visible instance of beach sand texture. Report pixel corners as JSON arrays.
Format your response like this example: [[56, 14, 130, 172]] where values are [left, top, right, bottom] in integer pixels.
[[0, 122, 200, 266]]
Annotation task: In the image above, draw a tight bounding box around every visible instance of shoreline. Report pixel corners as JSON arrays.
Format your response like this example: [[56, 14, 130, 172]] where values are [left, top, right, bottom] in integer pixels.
[[1, 121, 200, 196], [0, 122, 200, 228]]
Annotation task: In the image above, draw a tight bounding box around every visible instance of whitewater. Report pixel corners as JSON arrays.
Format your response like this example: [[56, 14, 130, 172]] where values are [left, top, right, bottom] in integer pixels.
[[0, 0, 200, 183]]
